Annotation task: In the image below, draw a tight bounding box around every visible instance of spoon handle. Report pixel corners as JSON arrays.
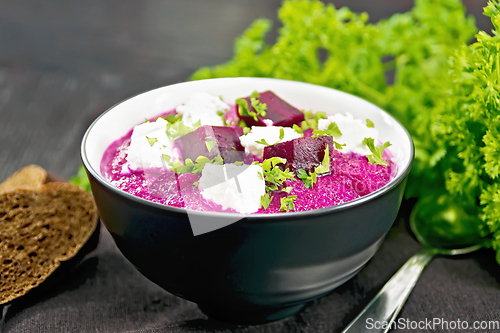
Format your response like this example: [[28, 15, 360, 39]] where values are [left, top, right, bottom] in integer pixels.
[[341, 248, 436, 333]]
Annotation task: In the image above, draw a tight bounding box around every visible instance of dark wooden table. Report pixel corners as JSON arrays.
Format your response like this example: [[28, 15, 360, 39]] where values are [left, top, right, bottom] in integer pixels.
[[1, 1, 498, 332]]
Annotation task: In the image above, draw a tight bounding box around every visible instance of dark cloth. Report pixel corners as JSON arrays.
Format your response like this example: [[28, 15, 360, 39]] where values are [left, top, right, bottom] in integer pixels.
[[3, 215, 499, 333]]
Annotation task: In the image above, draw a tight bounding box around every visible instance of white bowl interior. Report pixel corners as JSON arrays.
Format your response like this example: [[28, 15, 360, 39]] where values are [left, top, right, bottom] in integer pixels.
[[83, 78, 412, 190]]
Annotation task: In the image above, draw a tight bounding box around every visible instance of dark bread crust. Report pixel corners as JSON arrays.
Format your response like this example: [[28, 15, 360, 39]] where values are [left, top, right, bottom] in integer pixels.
[[0, 182, 98, 304]]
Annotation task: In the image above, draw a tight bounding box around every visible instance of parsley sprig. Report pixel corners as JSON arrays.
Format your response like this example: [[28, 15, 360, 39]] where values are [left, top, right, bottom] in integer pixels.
[[297, 169, 317, 189], [255, 157, 297, 211], [162, 154, 223, 174], [280, 195, 297, 212], [236, 90, 267, 121], [362, 138, 391, 166], [166, 120, 201, 140], [301, 110, 327, 131], [255, 128, 285, 146]]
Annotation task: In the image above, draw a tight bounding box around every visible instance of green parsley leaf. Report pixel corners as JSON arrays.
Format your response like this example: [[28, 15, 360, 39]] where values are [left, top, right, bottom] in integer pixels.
[[292, 124, 303, 136], [256, 157, 296, 193], [146, 136, 157, 146], [161, 112, 182, 124], [312, 122, 342, 138], [205, 140, 216, 152], [236, 98, 259, 121], [297, 169, 317, 189], [279, 128, 285, 141], [279, 195, 297, 212], [255, 138, 270, 146], [315, 145, 330, 175], [363, 138, 391, 166], [301, 110, 327, 131], [162, 154, 223, 174], [144, 118, 150, 123], [366, 119, 375, 128], [261, 193, 273, 210], [166, 120, 200, 140]]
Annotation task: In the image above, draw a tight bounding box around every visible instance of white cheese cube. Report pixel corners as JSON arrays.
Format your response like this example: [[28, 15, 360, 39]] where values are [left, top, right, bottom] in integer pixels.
[[199, 163, 265, 214], [318, 112, 380, 155], [176, 92, 228, 127], [126, 118, 175, 170]]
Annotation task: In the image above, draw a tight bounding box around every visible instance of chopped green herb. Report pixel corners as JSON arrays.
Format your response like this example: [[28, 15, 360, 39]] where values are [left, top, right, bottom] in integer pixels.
[[280, 195, 297, 212], [205, 140, 216, 152], [292, 124, 303, 136], [161, 112, 182, 124], [216, 110, 228, 126], [256, 157, 296, 192], [144, 118, 150, 123], [166, 119, 201, 140], [146, 136, 157, 146], [297, 169, 317, 189], [301, 110, 327, 131], [255, 138, 271, 146], [233, 161, 244, 166], [279, 128, 285, 141], [261, 193, 273, 210], [255, 128, 287, 147], [312, 122, 342, 138], [315, 145, 330, 174], [333, 141, 346, 150], [363, 138, 391, 166], [162, 154, 223, 174], [243, 126, 251, 135], [366, 119, 375, 128], [281, 186, 294, 193], [236, 98, 259, 121], [193, 181, 199, 188]]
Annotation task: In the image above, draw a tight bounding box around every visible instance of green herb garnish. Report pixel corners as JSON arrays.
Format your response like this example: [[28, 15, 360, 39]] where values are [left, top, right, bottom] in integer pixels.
[[315, 145, 331, 175], [205, 140, 216, 152], [146, 136, 157, 147], [366, 119, 375, 128], [297, 169, 317, 189], [165, 119, 201, 140], [161, 112, 182, 124], [261, 193, 273, 210], [255, 157, 296, 192], [236, 91, 267, 121], [255, 128, 286, 146], [292, 124, 304, 136], [280, 195, 297, 212], [162, 154, 223, 174], [363, 138, 391, 167], [312, 122, 342, 138]]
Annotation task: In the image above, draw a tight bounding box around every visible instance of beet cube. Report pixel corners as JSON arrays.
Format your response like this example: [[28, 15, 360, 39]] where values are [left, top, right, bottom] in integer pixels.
[[175, 125, 245, 163], [236, 90, 305, 127], [263, 136, 334, 174]]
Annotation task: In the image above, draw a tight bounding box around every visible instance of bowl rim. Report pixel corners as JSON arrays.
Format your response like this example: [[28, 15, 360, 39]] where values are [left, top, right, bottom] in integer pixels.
[[81, 77, 414, 221]]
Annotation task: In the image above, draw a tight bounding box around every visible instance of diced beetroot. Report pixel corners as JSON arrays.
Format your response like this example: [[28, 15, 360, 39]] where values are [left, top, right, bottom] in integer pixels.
[[237, 91, 305, 127], [263, 136, 334, 174], [175, 125, 245, 163]]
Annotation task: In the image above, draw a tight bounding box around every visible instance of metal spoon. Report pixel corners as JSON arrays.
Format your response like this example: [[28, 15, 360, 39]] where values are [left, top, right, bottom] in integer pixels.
[[341, 198, 487, 333]]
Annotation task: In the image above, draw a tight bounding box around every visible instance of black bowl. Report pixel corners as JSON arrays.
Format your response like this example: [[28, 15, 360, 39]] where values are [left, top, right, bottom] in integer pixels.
[[82, 78, 414, 323]]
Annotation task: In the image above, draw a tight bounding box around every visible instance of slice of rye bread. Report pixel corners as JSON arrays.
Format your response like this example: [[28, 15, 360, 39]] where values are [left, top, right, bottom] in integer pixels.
[[0, 182, 99, 304], [0, 165, 48, 192]]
